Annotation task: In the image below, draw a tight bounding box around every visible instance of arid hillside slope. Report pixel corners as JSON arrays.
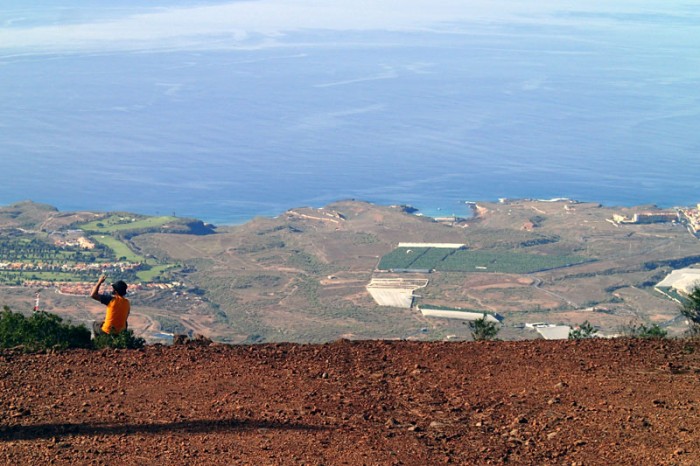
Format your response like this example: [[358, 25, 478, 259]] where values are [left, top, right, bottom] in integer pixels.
[[2, 338, 700, 465]]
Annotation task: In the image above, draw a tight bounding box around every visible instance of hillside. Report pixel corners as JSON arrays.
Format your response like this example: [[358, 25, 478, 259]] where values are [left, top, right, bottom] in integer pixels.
[[1, 338, 699, 465], [2, 199, 700, 343], [132, 199, 700, 342]]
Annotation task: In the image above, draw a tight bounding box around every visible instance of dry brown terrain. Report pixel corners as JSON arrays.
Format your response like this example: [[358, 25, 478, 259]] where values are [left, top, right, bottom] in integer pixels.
[[121, 200, 700, 340], [3, 199, 700, 343], [2, 338, 700, 465]]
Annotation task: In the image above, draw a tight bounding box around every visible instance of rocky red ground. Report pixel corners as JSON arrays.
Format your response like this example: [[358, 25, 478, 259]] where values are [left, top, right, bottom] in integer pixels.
[[2, 338, 700, 465]]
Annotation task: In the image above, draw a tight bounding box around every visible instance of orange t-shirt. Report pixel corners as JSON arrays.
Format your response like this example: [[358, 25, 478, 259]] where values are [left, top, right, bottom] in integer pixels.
[[101, 294, 130, 334]]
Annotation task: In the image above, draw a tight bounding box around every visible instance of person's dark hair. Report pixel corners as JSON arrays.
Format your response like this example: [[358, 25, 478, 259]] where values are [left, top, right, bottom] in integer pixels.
[[112, 280, 128, 296]]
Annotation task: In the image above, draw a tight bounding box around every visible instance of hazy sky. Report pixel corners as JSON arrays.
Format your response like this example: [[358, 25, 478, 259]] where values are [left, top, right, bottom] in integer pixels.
[[1, 0, 695, 54]]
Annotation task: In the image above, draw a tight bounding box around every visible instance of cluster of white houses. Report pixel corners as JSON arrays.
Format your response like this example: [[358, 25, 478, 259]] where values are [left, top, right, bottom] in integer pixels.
[[612, 212, 678, 224], [611, 204, 700, 238], [611, 206, 700, 297], [679, 205, 700, 235]]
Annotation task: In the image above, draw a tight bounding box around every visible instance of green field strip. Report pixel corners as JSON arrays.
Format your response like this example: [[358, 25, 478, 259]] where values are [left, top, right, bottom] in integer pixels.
[[377, 247, 431, 270], [78, 215, 178, 233], [136, 264, 176, 282], [91, 235, 144, 262], [410, 248, 454, 269], [0, 270, 95, 282], [379, 247, 591, 273], [439, 249, 589, 273]]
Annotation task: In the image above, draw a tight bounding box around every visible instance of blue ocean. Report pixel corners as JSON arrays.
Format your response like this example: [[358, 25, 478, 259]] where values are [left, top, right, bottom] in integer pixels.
[[1, 1, 699, 224]]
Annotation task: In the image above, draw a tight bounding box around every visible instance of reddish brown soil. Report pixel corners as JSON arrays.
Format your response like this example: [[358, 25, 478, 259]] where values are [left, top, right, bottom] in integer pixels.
[[2, 338, 700, 465]]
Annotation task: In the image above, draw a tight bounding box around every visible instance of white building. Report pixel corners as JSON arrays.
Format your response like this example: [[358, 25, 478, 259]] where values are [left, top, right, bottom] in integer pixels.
[[536, 325, 571, 340], [656, 268, 700, 294], [366, 278, 429, 308], [419, 306, 503, 323], [397, 242, 466, 249]]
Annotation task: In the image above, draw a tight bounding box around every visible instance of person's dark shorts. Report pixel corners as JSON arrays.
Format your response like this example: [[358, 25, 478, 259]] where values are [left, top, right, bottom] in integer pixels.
[[92, 320, 108, 337], [92, 320, 127, 337]]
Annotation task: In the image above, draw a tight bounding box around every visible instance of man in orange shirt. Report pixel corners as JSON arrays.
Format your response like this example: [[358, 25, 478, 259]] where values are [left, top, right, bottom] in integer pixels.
[[90, 275, 131, 336]]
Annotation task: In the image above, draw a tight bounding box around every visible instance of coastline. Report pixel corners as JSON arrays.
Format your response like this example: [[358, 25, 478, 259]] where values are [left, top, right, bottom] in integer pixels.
[[1, 197, 693, 227]]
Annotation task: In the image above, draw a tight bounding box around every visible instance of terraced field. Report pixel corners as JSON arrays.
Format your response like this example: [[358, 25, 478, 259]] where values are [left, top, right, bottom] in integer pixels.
[[378, 246, 590, 273]]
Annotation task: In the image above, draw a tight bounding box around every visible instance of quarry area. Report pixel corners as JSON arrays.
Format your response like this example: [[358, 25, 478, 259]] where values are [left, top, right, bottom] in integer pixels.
[[2, 338, 700, 465]]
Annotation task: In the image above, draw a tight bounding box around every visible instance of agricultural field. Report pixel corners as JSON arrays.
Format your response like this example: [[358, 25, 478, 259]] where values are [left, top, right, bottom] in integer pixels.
[[0, 236, 107, 263], [135, 264, 177, 282], [0, 235, 110, 285], [378, 247, 591, 274], [78, 214, 178, 233], [91, 235, 143, 262], [0, 214, 182, 287]]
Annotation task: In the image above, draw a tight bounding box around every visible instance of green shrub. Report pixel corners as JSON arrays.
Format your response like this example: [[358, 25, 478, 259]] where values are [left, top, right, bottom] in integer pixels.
[[620, 322, 667, 339], [469, 314, 500, 341], [93, 328, 145, 349], [0, 306, 146, 351], [569, 320, 598, 339], [681, 285, 700, 333], [0, 306, 27, 348], [0, 307, 92, 351]]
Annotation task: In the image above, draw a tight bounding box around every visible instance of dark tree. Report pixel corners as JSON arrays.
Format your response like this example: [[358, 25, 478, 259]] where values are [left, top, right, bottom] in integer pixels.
[[681, 285, 700, 335], [468, 314, 500, 341], [569, 320, 597, 339]]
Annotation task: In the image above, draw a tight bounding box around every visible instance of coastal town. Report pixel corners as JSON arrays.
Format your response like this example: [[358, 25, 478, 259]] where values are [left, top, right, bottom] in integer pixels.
[[0, 209, 188, 296], [612, 202, 700, 237], [680, 204, 700, 235]]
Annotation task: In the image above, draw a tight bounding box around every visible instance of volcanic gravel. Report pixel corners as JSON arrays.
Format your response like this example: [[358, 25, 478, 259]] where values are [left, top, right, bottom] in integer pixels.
[[2, 338, 700, 465]]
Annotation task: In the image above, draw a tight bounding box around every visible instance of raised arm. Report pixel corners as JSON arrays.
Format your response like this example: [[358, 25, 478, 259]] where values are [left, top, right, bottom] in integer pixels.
[[90, 275, 106, 301]]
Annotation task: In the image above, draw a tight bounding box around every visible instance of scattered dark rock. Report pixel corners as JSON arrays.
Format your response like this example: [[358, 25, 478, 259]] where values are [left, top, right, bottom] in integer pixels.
[[1, 339, 699, 464]]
